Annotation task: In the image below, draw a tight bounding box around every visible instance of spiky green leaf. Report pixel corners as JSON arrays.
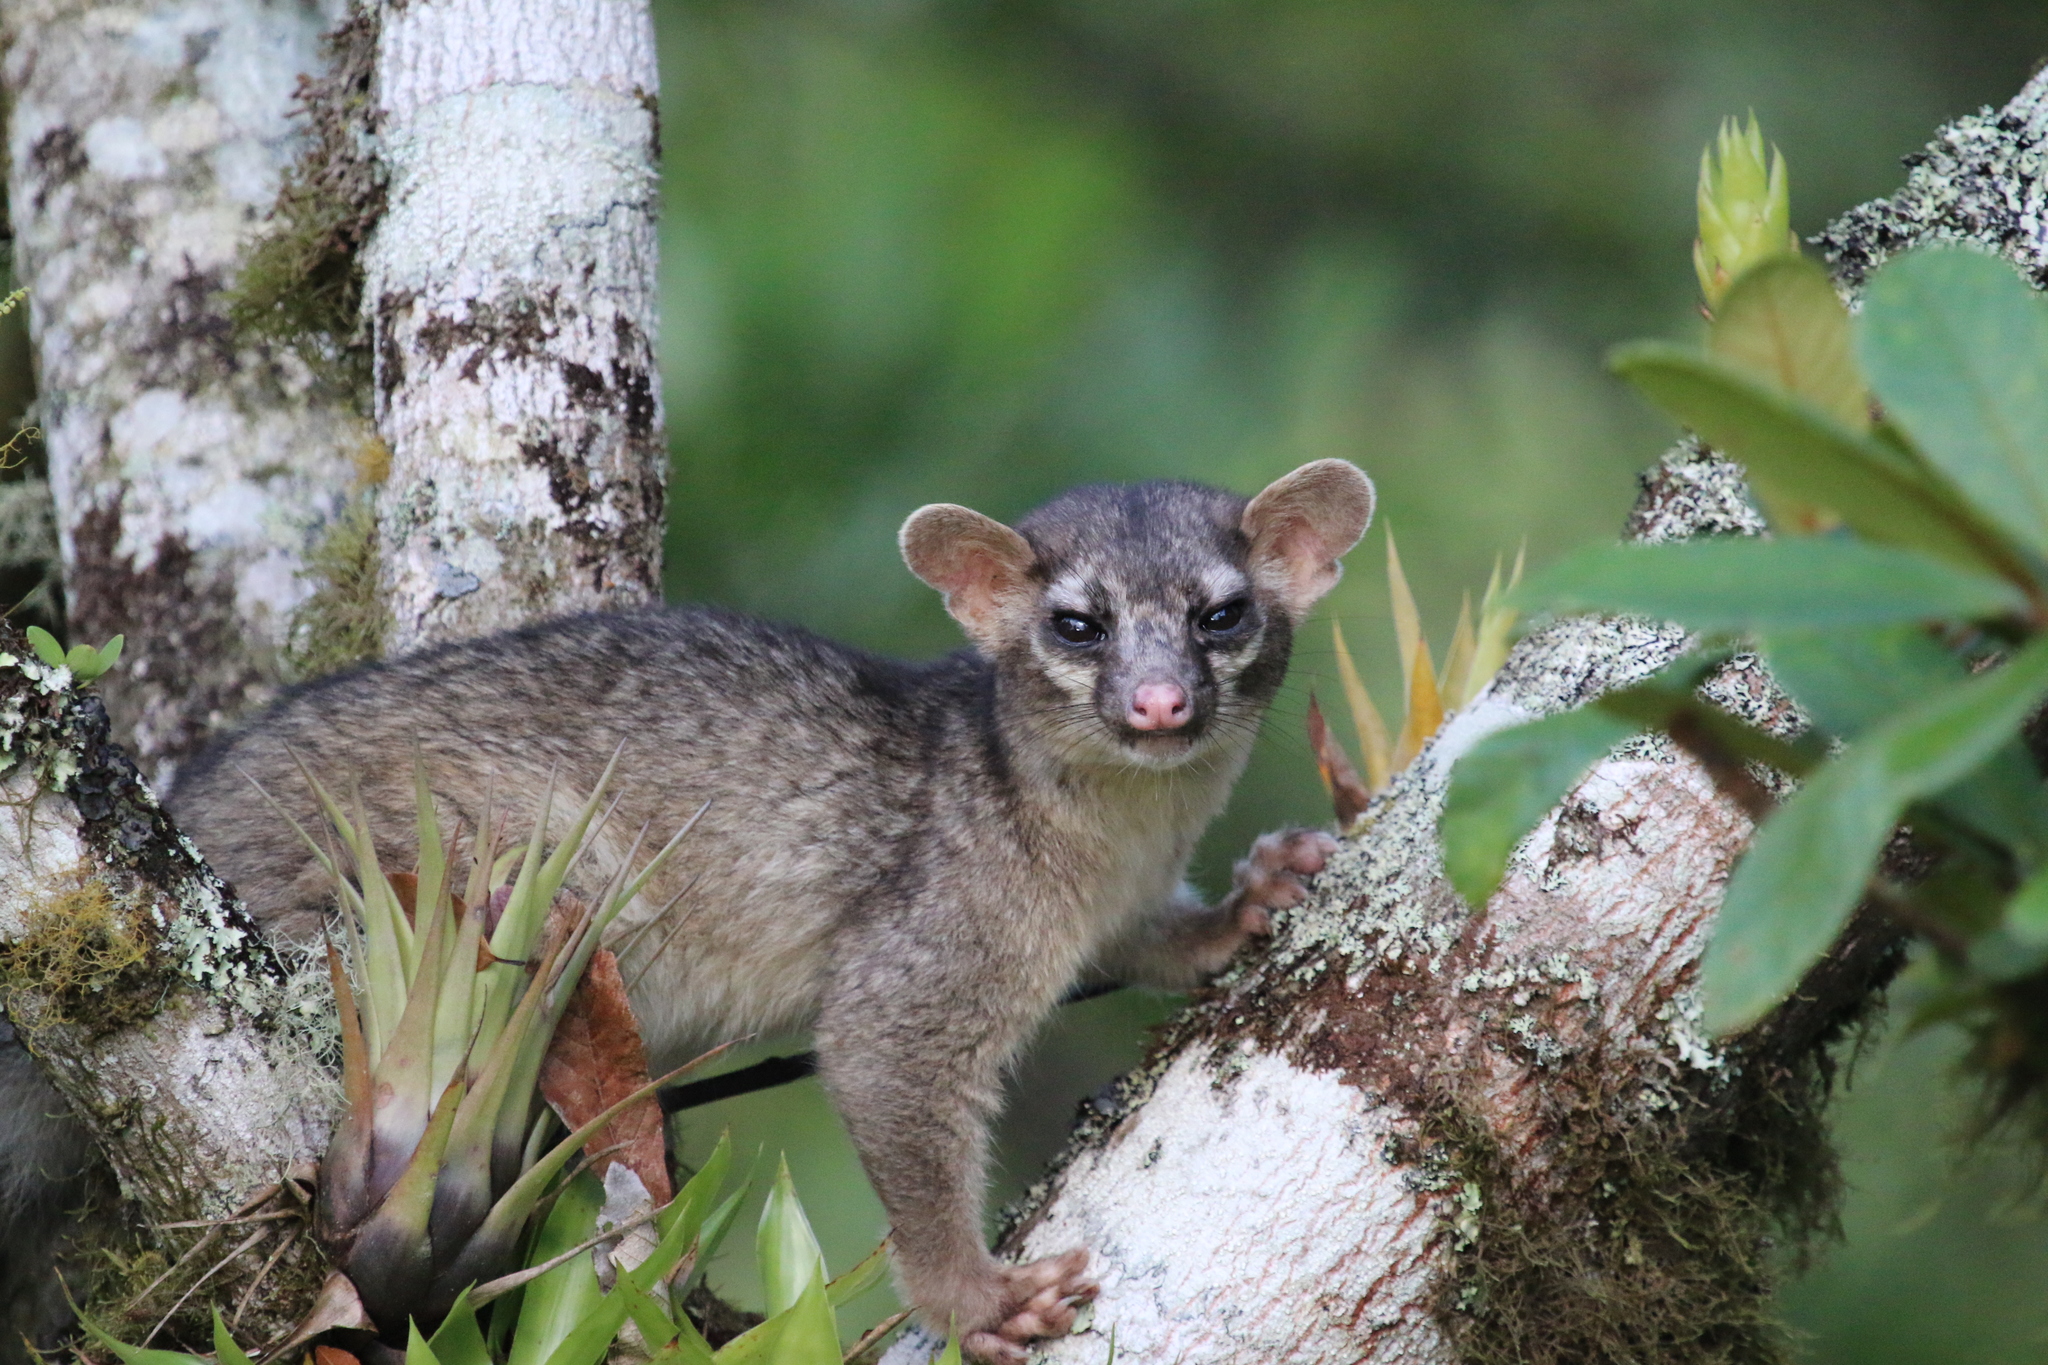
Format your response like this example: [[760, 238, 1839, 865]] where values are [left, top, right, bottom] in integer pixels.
[[506, 1170, 608, 1365]]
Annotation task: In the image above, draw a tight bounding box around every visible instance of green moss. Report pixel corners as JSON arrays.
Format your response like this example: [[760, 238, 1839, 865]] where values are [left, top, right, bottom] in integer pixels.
[[283, 486, 387, 681], [1414, 1001, 1869, 1365], [0, 878, 169, 1035], [224, 4, 382, 401]]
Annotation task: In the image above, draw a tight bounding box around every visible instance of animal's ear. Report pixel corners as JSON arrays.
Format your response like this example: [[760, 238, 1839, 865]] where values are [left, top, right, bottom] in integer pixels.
[[1241, 459, 1376, 618], [900, 503, 1038, 646]]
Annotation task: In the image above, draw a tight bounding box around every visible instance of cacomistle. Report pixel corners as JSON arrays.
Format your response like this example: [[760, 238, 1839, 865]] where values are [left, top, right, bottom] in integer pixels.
[[11, 459, 1373, 1364]]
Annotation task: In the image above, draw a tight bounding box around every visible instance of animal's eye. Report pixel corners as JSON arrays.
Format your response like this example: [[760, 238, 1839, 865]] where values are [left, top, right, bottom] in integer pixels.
[[1050, 613, 1106, 646], [1199, 600, 1248, 634]]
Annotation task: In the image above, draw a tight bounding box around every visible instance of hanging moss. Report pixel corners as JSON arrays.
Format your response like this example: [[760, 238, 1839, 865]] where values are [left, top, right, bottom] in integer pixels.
[[0, 878, 167, 1035], [225, 4, 383, 402]]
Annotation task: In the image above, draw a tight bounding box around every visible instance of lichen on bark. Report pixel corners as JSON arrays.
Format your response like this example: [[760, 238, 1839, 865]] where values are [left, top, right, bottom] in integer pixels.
[[4, 0, 376, 785], [0, 620, 339, 1349], [361, 0, 667, 654]]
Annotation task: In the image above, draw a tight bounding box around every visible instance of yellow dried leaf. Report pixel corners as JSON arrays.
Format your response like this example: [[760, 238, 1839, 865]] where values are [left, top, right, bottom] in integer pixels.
[[1440, 591, 1477, 710], [1386, 529, 1423, 705], [1393, 625, 1443, 770], [1332, 621, 1393, 792]]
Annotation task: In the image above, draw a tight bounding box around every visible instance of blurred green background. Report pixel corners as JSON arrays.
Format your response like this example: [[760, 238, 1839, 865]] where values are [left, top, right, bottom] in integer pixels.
[[643, 1, 2048, 1357], [8, 0, 2048, 1356]]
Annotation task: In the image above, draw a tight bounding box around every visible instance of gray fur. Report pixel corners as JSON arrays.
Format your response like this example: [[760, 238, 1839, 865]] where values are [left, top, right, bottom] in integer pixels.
[[0, 1013, 102, 1365], [3, 462, 1372, 1361]]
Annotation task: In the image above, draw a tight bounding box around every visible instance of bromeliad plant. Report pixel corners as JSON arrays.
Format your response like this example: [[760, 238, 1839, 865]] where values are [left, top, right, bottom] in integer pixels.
[[1443, 120, 2048, 1122], [286, 754, 696, 1337], [76, 1141, 936, 1365], [1311, 530, 1521, 825]]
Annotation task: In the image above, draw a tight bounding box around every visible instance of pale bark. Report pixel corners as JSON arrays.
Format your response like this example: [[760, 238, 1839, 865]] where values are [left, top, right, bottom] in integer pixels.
[[3, 0, 372, 787], [363, 0, 665, 655], [0, 626, 337, 1344], [886, 70, 2048, 1365]]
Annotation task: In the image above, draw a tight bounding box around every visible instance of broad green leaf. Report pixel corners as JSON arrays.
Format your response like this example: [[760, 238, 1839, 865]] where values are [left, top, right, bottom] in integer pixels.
[[1759, 623, 1962, 738], [757, 1155, 827, 1319], [630, 1130, 735, 1293], [711, 1272, 841, 1365], [935, 1329, 963, 1365], [826, 1237, 891, 1309], [1520, 538, 2024, 631], [536, 1286, 632, 1365], [1710, 255, 1867, 431], [211, 1310, 256, 1365], [1442, 707, 1642, 906], [1859, 247, 2048, 562], [408, 1319, 445, 1365], [2006, 861, 2048, 946], [620, 1278, 681, 1352], [1703, 634, 2048, 1032], [23, 625, 64, 670], [1929, 742, 2048, 868], [652, 1315, 719, 1365], [71, 1310, 205, 1365], [507, 1170, 608, 1365], [427, 1287, 493, 1365], [762, 1273, 840, 1365], [709, 1312, 784, 1365], [1611, 343, 2021, 581]]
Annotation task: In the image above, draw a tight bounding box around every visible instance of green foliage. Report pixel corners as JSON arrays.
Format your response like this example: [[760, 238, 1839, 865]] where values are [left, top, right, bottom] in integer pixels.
[[80, 1138, 932, 1365], [293, 753, 698, 1337], [1857, 250, 2048, 563], [1704, 638, 2048, 1031], [1519, 538, 2027, 631], [25, 625, 123, 682], [1447, 235, 2048, 1081]]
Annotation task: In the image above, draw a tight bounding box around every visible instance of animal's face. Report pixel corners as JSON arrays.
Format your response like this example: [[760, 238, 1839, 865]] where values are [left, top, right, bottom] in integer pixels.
[[900, 462, 1376, 770], [1006, 483, 1285, 768]]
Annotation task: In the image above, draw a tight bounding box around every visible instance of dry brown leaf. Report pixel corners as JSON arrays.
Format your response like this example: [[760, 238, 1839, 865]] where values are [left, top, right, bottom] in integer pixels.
[[388, 870, 418, 924], [1307, 692, 1372, 828], [270, 1271, 374, 1359], [314, 1347, 362, 1365], [540, 945, 672, 1203]]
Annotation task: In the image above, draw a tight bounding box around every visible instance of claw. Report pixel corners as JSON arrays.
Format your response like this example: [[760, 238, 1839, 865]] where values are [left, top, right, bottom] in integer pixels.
[[962, 1248, 1096, 1363]]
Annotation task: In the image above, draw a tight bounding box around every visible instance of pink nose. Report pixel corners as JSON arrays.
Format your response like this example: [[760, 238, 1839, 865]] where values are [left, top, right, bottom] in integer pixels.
[[1128, 682, 1191, 731]]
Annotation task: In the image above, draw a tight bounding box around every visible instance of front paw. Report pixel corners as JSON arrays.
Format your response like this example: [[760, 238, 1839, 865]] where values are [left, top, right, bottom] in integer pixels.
[[1230, 828, 1338, 934], [961, 1249, 1098, 1365]]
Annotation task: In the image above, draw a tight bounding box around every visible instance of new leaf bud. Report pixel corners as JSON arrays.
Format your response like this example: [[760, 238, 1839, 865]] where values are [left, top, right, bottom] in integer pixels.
[[1693, 113, 1796, 312]]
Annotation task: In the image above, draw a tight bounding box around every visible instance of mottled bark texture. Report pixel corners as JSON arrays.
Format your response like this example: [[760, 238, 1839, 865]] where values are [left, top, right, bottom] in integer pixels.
[[3, 0, 373, 788], [887, 72, 2048, 1365], [1819, 63, 2048, 288], [364, 0, 666, 655], [0, 620, 337, 1348]]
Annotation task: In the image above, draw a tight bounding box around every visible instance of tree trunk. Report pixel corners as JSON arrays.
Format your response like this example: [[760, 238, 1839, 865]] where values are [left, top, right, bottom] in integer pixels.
[[885, 66, 2048, 1365], [363, 0, 666, 654], [3, 0, 372, 788], [0, 0, 671, 1346], [0, 627, 337, 1348]]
